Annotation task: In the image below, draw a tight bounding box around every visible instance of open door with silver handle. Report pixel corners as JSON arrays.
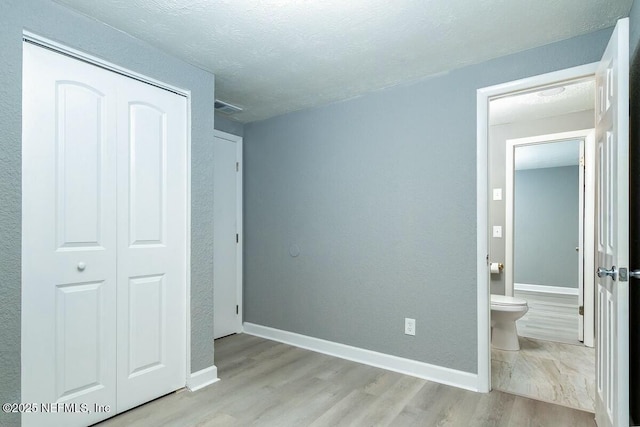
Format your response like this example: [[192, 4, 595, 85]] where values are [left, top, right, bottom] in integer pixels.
[[593, 17, 629, 427]]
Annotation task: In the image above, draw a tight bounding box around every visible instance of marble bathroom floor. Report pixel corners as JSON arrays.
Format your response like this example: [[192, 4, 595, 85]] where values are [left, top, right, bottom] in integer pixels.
[[492, 336, 595, 412]]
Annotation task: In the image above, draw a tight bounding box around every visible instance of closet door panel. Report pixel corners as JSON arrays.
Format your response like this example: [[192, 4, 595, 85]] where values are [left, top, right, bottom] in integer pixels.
[[127, 274, 166, 375], [55, 82, 105, 248], [116, 77, 187, 412], [22, 43, 118, 427], [128, 103, 166, 246]]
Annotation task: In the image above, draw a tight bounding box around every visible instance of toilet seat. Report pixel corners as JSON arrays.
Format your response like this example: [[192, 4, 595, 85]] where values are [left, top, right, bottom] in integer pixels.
[[491, 294, 527, 308]]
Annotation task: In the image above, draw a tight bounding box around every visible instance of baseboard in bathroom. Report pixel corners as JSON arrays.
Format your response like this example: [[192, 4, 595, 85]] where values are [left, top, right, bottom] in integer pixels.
[[514, 283, 578, 296]]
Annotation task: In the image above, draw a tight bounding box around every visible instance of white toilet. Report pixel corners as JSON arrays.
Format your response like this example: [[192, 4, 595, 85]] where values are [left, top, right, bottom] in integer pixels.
[[490, 294, 528, 351]]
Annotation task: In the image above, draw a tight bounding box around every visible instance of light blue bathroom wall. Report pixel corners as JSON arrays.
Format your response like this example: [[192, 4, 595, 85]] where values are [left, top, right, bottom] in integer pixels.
[[631, 0, 640, 60], [0, 2, 215, 425], [514, 166, 580, 288], [243, 28, 612, 374]]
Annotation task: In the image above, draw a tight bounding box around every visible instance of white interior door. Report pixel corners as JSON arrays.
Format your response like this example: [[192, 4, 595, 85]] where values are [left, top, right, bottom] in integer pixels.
[[213, 131, 242, 339], [22, 42, 118, 427], [594, 18, 629, 427], [116, 74, 187, 411]]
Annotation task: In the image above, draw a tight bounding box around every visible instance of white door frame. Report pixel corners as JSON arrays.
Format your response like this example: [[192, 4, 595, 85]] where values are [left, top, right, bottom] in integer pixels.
[[476, 62, 598, 392], [213, 130, 244, 335], [21, 32, 195, 388], [504, 130, 595, 348]]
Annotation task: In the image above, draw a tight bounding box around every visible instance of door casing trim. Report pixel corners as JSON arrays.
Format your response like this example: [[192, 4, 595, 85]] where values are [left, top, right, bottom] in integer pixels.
[[504, 129, 595, 348], [476, 62, 598, 392]]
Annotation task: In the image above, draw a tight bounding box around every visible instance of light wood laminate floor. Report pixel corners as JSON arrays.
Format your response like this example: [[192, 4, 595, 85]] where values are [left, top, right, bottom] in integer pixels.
[[99, 333, 595, 426], [492, 336, 595, 412], [514, 289, 580, 345]]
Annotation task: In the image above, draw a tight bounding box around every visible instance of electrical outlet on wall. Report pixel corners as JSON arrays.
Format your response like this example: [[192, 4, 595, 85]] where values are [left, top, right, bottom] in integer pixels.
[[405, 318, 416, 336]]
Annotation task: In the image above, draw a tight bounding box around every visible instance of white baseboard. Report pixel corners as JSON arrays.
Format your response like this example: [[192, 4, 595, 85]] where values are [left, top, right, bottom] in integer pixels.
[[514, 283, 579, 296], [243, 322, 479, 392], [186, 365, 219, 392]]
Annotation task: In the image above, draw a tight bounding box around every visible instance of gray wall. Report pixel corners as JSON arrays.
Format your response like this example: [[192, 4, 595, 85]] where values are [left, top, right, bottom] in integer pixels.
[[0, 2, 215, 425], [632, 0, 640, 63], [514, 166, 579, 288], [489, 110, 594, 294], [243, 29, 612, 374], [0, 3, 23, 426], [215, 113, 244, 137]]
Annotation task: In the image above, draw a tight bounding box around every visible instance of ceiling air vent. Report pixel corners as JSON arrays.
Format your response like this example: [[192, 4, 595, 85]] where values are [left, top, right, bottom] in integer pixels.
[[214, 99, 243, 115]]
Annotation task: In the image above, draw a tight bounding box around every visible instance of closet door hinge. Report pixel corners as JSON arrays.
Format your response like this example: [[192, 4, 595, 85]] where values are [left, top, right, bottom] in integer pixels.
[[236, 233, 239, 243], [236, 305, 239, 315], [579, 305, 584, 316], [236, 162, 239, 172]]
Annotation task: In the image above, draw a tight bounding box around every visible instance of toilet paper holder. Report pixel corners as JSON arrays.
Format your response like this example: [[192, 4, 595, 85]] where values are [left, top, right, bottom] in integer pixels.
[[490, 262, 504, 273]]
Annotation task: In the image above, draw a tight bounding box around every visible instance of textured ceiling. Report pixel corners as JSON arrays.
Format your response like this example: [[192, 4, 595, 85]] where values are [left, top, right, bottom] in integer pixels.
[[490, 79, 595, 125], [54, 0, 631, 123]]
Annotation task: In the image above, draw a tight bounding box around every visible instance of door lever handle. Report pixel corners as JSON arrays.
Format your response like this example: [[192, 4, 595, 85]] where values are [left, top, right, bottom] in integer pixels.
[[614, 267, 638, 282]]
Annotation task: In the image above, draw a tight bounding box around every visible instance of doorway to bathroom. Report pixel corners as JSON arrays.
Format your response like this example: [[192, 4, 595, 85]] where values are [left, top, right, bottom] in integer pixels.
[[477, 19, 629, 425], [486, 77, 597, 412]]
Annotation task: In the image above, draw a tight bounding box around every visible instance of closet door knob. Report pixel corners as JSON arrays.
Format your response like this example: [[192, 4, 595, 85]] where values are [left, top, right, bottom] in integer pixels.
[[77, 262, 86, 272]]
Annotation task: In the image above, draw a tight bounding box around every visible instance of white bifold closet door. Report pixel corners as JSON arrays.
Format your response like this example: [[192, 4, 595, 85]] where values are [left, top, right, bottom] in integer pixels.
[[22, 42, 186, 427], [115, 56, 187, 413]]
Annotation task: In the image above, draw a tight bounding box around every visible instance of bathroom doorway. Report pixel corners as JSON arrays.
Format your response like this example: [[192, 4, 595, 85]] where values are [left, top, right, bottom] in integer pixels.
[[486, 77, 597, 411], [477, 21, 630, 423]]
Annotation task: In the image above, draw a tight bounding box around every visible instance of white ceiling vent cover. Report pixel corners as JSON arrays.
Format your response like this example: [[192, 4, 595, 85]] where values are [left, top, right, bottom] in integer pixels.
[[214, 100, 243, 115]]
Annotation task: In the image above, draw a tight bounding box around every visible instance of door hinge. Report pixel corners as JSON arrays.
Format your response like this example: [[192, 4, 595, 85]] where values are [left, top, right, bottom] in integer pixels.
[[236, 233, 239, 243], [579, 305, 584, 316], [236, 162, 239, 172], [579, 156, 585, 167], [236, 305, 239, 315]]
